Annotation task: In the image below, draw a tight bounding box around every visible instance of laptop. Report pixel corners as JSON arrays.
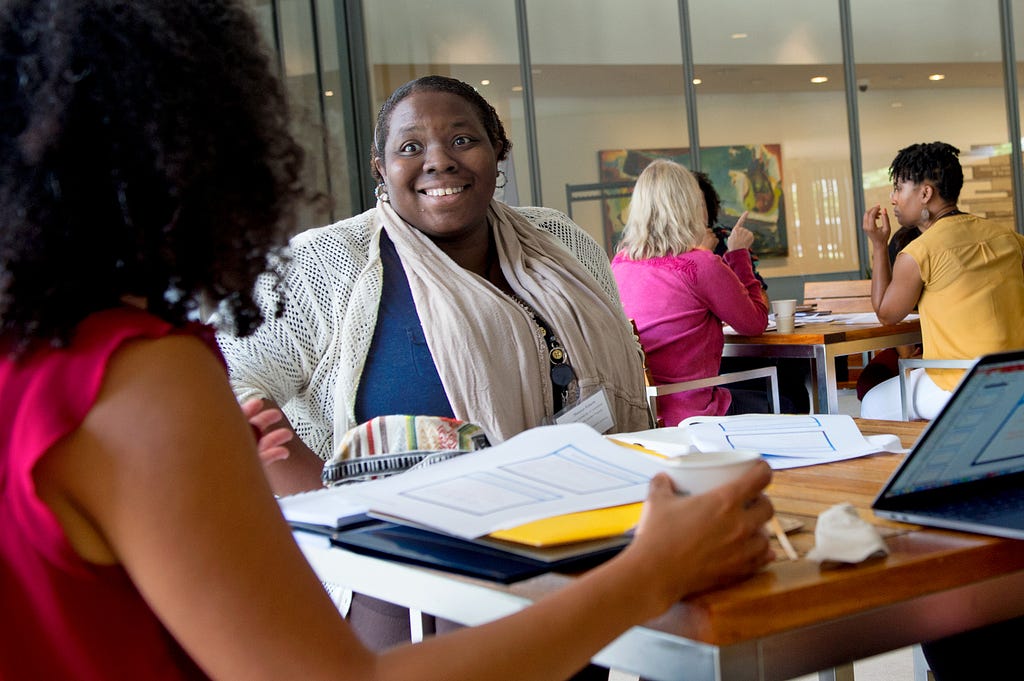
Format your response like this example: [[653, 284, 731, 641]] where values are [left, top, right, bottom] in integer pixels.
[[872, 349, 1024, 540]]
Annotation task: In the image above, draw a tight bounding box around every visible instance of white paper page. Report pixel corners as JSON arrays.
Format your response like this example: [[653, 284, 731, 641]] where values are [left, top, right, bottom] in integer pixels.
[[832, 312, 920, 325], [278, 487, 368, 526], [606, 427, 698, 457], [676, 414, 901, 469], [795, 312, 837, 322], [340, 423, 664, 539], [724, 316, 805, 334], [765, 432, 905, 469]]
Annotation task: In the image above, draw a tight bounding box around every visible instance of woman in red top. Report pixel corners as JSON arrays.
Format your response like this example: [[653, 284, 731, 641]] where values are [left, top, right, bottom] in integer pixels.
[[0, 2, 775, 679]]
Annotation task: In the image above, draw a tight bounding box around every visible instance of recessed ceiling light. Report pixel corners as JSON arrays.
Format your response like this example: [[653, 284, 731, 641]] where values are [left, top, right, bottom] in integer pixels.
[[324, 90, 334, 97], [891, 101, 904, 108], [731, 32, 748, 39], [512, 85, 523, 92], [692, 78, 703, 85], [928, 73, 945, 81], [480, 79, 491, 86], [810, 76, 829, 84]]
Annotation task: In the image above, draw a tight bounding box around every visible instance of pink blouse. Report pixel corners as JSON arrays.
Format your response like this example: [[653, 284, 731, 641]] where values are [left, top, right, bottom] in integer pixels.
[[612, 248, 768, 426]]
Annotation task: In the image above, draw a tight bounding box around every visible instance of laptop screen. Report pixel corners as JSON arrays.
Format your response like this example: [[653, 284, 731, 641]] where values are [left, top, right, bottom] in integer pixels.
[[878, 354, 1024, 500]]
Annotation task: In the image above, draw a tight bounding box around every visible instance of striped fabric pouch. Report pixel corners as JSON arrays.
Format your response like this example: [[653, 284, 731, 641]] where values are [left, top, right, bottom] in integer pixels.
[[321, 415, 490, 486]]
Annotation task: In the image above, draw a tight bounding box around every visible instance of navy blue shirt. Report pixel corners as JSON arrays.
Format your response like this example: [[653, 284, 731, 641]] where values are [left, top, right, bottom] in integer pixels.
[[353, 231, 456, 422]]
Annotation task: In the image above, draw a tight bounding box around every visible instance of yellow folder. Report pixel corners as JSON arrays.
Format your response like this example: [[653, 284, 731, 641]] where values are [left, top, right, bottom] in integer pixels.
[[484, 437, 666, 547], [487, 502, 643, 547]]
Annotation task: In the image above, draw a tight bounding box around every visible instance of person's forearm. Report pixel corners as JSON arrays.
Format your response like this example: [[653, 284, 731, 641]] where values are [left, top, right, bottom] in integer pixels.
[[376, 548, 665, 681], [260, 410, 327, 495], [869, 243, 892, 313]]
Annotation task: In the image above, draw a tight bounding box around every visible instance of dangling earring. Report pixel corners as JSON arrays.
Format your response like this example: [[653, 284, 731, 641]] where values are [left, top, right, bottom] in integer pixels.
[[495, 169, 508, 189], [374, 183, 390, 203], [920, 206, 931, 223]]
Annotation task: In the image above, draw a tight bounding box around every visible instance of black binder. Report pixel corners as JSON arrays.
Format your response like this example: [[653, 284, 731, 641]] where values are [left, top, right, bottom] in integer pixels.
[[293, 516, 626, 584]]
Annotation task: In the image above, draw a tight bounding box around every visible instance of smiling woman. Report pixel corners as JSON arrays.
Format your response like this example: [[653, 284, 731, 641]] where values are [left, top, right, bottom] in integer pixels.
[[216, 75, 654, 660], [218, 75, 650, 482]]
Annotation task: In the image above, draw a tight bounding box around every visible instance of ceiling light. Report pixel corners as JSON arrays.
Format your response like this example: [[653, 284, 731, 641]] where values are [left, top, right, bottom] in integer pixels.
[[928, 74, 945, 81], [731, 33, 748, 39], [323, 90, 334, 97], [512, 85, 523, 92], [810, 76, 829, 84], [692, 78, 702, 85], [480, 79, 491, 86]]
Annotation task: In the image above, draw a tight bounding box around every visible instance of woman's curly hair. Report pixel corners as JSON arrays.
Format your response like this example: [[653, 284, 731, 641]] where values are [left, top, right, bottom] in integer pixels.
[[889, 141, 964, 204], [0, 0, 308, 351]]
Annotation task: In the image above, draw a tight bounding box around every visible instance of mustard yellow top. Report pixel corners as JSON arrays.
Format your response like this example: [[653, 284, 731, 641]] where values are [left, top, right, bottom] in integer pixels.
[[902, 213, 1024, 390]]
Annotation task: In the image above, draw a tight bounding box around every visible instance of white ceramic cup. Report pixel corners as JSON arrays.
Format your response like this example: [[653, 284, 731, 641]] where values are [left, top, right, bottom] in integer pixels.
[[658, 450, 762, 496], [771, 298, 797, 317]]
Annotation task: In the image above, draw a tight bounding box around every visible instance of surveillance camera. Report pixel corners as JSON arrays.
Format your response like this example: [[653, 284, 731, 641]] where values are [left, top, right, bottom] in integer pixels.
[[857, 78, 870, 93]]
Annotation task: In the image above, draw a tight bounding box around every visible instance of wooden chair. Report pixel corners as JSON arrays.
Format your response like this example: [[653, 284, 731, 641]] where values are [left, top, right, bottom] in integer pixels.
[[802, 279, 873, 314], [803, 279, 874, 389], [630, 320, 781, 427]]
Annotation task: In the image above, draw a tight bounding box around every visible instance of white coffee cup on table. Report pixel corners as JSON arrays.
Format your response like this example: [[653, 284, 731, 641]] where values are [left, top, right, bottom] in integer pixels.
[[659, 450, 762, 496], [771, 298, 797, 333], [771, 298, 796, 317]]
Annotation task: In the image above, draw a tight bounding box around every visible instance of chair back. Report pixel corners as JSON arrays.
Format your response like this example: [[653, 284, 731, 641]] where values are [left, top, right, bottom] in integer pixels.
[[629, 319, 662, 426], [629, 320, 780, 427], [897, 357, 977, 421], [803, 279, 873, 313]]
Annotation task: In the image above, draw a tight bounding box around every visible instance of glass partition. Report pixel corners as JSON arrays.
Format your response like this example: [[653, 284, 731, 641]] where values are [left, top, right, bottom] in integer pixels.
[[526, 0, 688, 253], [691, 0, 853, 279], [253, 0, 1023, 251], [362, 0, 527, 205], [853, 0, 1013, 240], [249, 0, 357, 230]]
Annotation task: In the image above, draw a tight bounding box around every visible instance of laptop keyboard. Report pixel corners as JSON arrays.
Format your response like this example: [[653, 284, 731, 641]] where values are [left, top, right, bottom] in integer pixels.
[[928, 485, 1024, 523]]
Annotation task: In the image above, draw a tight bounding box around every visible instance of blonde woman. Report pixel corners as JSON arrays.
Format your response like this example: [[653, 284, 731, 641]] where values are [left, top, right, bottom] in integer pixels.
[[612, 159, 769, 426]]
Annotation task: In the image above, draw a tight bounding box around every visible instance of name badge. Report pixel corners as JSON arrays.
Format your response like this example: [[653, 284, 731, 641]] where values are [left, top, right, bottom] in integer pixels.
[[554, 387, 615, 433]]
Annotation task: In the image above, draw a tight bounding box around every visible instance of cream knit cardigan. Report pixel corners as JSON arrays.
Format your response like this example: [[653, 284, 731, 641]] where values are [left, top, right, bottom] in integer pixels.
[[217, 205, 646, 460]]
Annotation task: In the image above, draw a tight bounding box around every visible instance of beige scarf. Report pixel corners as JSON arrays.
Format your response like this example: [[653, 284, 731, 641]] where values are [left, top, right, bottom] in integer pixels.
[[378, 199, 649, 442]]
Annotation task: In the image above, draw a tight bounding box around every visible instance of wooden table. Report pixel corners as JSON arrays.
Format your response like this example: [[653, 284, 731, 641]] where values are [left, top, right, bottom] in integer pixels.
[[296, 419, 1024, 681], [723, 319, 922, 414]]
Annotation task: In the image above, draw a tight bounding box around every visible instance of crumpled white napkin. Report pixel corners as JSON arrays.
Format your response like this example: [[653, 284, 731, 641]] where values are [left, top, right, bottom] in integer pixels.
[[806, 503, 889, 565]]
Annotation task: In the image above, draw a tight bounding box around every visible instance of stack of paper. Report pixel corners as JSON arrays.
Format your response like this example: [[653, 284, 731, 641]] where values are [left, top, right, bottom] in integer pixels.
[[279, 423, 661, 542], [610, 414, 904, 470], [278, 424, 664, 579]]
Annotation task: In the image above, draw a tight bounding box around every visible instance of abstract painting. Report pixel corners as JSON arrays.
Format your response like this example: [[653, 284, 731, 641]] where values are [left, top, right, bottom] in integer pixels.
[[597, 144, 788, 257]]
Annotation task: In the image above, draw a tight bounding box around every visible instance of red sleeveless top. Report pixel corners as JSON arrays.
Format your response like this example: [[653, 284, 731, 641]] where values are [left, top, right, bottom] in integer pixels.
[[0, 308, 211, 680]]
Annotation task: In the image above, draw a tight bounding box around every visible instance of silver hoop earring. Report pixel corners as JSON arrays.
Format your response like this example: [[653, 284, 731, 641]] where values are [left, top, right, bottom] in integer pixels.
[[920, 207, 931, 222], [495, 169, 508, 189], [374, 183, 390, 203]]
